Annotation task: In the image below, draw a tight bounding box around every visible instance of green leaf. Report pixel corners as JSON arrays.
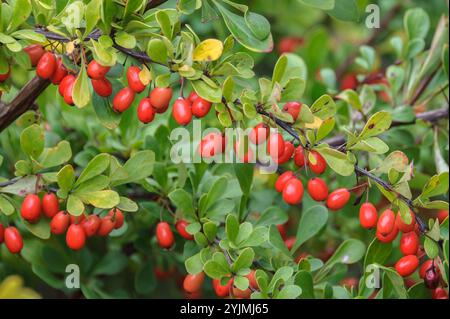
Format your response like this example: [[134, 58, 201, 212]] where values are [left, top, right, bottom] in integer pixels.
[[316, 118, 335, 141], [268, 225, 292, 257], [275, 285, 302, 299], [191, 79, 222, 103], [424, 237, 439, 259], [147, 39, 168, 65], [111, 151, 155, 186], [233, 164, 253, 196], [72, 63, 91, 108], [185, 252, 204, 275], [24, 217, 50, 239], [115, 31, 136, 49], [93, 251, 128, 275], [0, 195, 15, 216], [67, 194, 85, 216], [20, 124, 44, 159], [293, 205, 328, 251], [7, 0, 32, 33], [178, 0, 201, 15], [168, 189, 195, 216], [226, 214, 239, 243], [203, 254, 231, 279], [255, 206, 288, 227], [337, 89, 362, 111], [117, 196, 138, 212], [298, 0, 335, 10], [316, 147, 355, 176], [404, 8, 430, 40], [245, 11, 271, 40], [57, 165, 75, 197], [156, 10, 172, 39], [294, 270, 315, 299], [310, 95, 336, 119], [232, 247, 254, 272], [359, 111, 392, 140], [84, 0, 101, 38], [203, 177, 228, 212], [76, 190, 120, 209], [75, 153, 110, 187], [39, 141, 72, 168], [326, 0, 358, 22]]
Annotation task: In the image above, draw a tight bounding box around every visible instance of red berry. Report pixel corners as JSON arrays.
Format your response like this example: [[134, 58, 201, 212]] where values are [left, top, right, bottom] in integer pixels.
[[0, 67, 10, 82], [176, 219, 194, 240], [307, 177, 328, 201], [294, 146, 306, 167], [282, 178, 304, 205], [0, 224, 4, 244], [192, 97, 212, 118], [36, 52, 56, 79], [183, 272, 205, 294], [247, 270, 258, 290], [359, 203, 378, 229], [249, 123, 270, 145], [21, 194, 42, 223], [63, 77, 75, 105], [24, 44, 45, 67], [340, 73, 358, 90], [113, 87, 135, 112], [97, 216, 116, 236], [308, 151, 327, 175], [4, 227, 23, 254], [232, 286, 251, 299], [50, 58, 68, 84], [376, 225, 399, 243], [91, 77, 113, 97], [66, 224, 86, 250], [126, 66, 146, 93], [424, 266, 440, 289], [107, 208, 124, 229], [81, 215, 101, 237], [187, 91, 199, 103], [285, 236, 296, 250], [213, 278, 233, 298], [395, 210, 416, 233], [283, 102, 301, 121], [42, 192, 59, 218], [70, 214, 85, 225], [400, 232, 419, 256], [50, 211, 70, 235], [276, 224, 287, 240], [276, 141, 295, 164], [432, 288, 448, 299], [377, 209, 396, 236], [268, 133, 285, 159], [198, 133, 225, 158], [419, 260, 435, 279], [58, 75, 76, 97], [395, 255, 419, 277], [156, 222, 174, 249], [437, 210, 449, 224], [326, 188, 350, 211], [275, 171, 295, 193], [137, 98, 155, 123], [278, 37, 304, 54], [87, 60, 110, 79], [149, 87, 173, 112], [172, 98, 192, 126]]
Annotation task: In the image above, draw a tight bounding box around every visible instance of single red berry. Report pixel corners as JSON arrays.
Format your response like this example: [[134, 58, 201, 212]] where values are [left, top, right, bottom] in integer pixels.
[[268, 133, 285, 159], [308, 151, 327, 175], [66, 224, 86, 250], [294, 146, 306, 167], [126, 66, 146, 93], [137, 98, 155, 123], [326, 188, 350, 211], [285, 236, 296, 250], [183, 272, 205, 294], [156, 222, 174, 249], [21, 194, 42, 224], [187, 91, 199, 103], [192, 97, 212, 118], [340, 73, 358, 90], [49, 58, 68, 84], [107, 208, 124, 229], [395, 255, 419, 277], [395, 211, 416, 233], [233, 286, 251, 299], [400, 232, 419, 256], [419, 260, 440, 279], [249, 123, 270, 145], [359, 203, 378, 229], [63, 77, 75, 105], [278, 37, 304, 54], [0, 67, 10, 82], [277, 224, 287, 240], [307, 177, 329, 201], [91, 77, 113, 97], [275, 171, 295, 193], [176, 219, 194, 240], [70, 214, 85, 225], [172, 98, 192, 126], [377, 209, 396, 235], [424, 267, 440, 289], [36, 52, 56, 79], [113, 87, 135, 112], [50, 211, 70, 235], [42, 192, 59, 218], [58, 74, 76, 97], [81, 215, 101, 237], [247, 270, 258, 290], [432, 288, 448, 299], [198, 133, 225, 158], [282, 178, 304, 205], [437, 210, 449, 224], [97, 216, 116, 236], [213, 278, 233, 298], [4, 227, 23, 254], [276, 141, 295, 164], [24, 44, 45, 67], [283, 102, 302, 121], [376, 225, 399, 243], [149, 87, 173, 112], [87, 60, 110, 79]]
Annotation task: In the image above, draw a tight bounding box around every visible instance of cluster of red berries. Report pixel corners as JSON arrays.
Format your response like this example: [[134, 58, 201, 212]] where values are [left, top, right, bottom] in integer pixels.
[[155, 220, 193, 249], [171, 91, 212, 126]]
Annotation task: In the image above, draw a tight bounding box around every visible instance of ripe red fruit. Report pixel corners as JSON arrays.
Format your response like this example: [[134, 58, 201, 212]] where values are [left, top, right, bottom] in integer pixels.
[[66, 224, 86, 250], [377, 209, 396, 236], [424, 267, 440, 289], [400, 232, 419, 255], [359, 203, 378, 229], [395, 255, 419, 277], [113, 87, 135, 113], [275, 171, 295, 193], [36, 52, 56, 79], [91, 77, 113, 97], [276, 141, 295, 164], [276, 224, 287, 240], [395, 211, 416, 233], [307, 177, 329, 201], [58, 74, 76, 97], [283, 102, 302, 121], [50, 211, 70, 235], [278, 37, 304, 54], [268, 133, 285, 159], [213, 278, 233, 298], [192, 97, 212, 118], [183, 272, 205, 293], [87, 60, 110, 79], [176, 220, 194, 240], [376, 225, 399, 243], [156, 222, 174, 249], [234, 141, 254, 163], [4, 227, 23, 254], [340, 73, 358, 90], [432, 288, 448, 299], [232, 286, 251, 299], [0, 224, 4, 244], [50, 58, 67, 84], [81, 215, 101, 237], [437, 210, 449, 223], [21, 194, 42, 223], [0, 67, 10, 82], [308, 151, 327, 175], [326, 188, 350, 211], [282, 178, 304, 205], [172, 98, 192, 125], [198, 133, 225, 158], [42, 192, 59, 218], [149, 87, 173, 112], [97, 216, 116, 236], [70, 214, 85, 225], [137, 98, 155, 123], [188, 91, 199, 103], [247, 270, 258, 290], [107, 208, 124, 229], [249, 123, 270, 145], [63, 77, 75, 105], [24, 44, 45, 67], [294, 146, 306, 167], [285, 236, 296, 250], [126, 66, 146, 93], [419, 260, 436, 279]]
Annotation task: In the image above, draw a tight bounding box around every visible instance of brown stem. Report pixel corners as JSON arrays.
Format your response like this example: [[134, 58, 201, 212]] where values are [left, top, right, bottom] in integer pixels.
[[145, 0, 169, 10], [409, 63, 442, 106]]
